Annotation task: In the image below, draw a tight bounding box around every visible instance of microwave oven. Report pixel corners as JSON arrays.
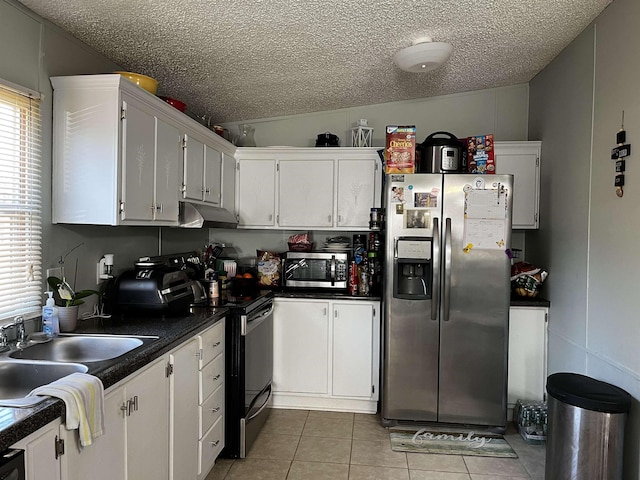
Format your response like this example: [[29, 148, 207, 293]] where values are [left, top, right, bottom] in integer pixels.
[[283, 251, 349, 289]]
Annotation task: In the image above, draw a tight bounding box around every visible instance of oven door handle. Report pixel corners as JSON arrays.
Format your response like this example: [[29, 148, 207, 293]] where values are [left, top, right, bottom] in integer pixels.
[[240, 384, 272, 457], [241, 302, 275, 336], [246, 384, 272, 422]]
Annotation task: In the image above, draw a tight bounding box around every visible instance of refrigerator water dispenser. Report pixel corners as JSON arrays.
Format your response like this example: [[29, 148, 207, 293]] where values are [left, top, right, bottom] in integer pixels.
[[393, 237, 432, 300]]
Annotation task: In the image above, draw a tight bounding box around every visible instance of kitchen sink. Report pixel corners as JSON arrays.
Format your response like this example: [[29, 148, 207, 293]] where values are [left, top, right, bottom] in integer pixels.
[[9, 334, 157, 363], [0, 360, 88, 401]]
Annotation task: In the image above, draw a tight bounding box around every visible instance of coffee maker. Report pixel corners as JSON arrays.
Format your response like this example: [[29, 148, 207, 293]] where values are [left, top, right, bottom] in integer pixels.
[[393, 237, 432, 300]]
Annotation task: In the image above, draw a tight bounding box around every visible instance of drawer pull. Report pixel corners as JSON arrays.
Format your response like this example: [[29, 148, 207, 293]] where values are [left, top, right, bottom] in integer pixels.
[[212, 341, 221, 348], [211, 407, 221, 413], [212, 374, 221, 381], [209, 440, 220, 447]]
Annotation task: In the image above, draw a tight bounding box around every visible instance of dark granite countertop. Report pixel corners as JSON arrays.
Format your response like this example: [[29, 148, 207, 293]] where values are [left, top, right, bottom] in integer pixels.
[[275, 289, 549, 307], [510, 295, 550, 308], [0, 307, 228, 451], [274, 289, 381, 301]]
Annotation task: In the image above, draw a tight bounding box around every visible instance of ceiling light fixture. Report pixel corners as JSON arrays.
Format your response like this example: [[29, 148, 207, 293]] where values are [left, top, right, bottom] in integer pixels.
[[393, 37, 453, 73]]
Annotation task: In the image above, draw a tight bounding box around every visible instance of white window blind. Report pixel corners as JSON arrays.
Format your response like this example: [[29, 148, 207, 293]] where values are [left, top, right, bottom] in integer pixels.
[[0, 82, 42, 320]]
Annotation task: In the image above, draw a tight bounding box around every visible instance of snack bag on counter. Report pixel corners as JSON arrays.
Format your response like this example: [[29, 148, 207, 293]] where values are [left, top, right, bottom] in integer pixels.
[[511, 261, 548, 297], [256, 250, 282, 288]]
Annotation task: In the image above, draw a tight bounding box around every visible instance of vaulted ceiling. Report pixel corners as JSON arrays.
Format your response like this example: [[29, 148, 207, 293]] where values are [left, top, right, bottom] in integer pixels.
[[19, 0, 611, 124]]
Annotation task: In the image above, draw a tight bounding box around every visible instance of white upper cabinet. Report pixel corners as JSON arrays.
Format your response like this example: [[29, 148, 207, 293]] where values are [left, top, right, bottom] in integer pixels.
[[51, 74, 235, 226], [155, 119, 182, 222], [221, 153, 236, 214], [336, 158, 379, 228], [494, 141, 541, 229], [235, 147, 382, 230], [120, 97, 157, 222], [236, 157, 277, 227], [182, 134, 223, 205], [278, 159, 334, 227]]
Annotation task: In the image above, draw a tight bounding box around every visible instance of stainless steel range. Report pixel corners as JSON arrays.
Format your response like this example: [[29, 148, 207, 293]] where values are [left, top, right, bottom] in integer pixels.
[[194, 290, 274, 458]]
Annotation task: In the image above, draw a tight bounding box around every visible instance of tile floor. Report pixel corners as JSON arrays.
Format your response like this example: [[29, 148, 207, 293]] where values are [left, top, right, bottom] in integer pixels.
[[205, 409, 546, 480]]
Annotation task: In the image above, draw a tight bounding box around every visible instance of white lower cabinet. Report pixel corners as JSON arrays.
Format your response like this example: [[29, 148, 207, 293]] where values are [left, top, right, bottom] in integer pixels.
[[197, 320, 225, 480], [61, 356, 169, 480], [274, 299, 330, 395], [11, 418, 63, 480], [170, 337, 199, 480], [60, 387, 126, 480], [507, 306, 548, 414], [273, 298, 380, 412], [15, 319, 226, 480]]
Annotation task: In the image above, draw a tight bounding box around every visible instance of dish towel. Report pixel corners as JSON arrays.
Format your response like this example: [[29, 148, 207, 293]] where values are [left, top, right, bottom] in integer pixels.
[[28, 372, 105, 447]]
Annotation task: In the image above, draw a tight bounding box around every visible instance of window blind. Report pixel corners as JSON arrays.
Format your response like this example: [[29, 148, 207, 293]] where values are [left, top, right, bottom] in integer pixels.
[[0, 83, 42, 320]]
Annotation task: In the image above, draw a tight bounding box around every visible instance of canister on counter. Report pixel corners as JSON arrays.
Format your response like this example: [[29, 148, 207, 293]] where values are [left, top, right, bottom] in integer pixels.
[[369, 208, 383, 230], [205, 271, 220, 304]]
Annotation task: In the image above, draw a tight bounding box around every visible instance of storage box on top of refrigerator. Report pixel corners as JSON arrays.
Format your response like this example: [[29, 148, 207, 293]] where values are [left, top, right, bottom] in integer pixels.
[[381, 172, 513, 431]]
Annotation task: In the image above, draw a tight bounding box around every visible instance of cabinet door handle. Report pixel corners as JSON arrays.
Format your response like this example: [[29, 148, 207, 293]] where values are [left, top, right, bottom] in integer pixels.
[[120, 402, 129, 417], [213, 374, 221, 381], [213, 341, 221, 348], [209, 440, 220, 447], [211, 407, 221, 413], [156, 203, 163, 212], [127, 399, 134, 416], [132, 395, 139, 412]]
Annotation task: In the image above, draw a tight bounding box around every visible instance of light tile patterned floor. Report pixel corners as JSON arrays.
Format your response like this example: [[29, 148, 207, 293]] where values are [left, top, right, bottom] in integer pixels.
[[205, 409, 546, 480]]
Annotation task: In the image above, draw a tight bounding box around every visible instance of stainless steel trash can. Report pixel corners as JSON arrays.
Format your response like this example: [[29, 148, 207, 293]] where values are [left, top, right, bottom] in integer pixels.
[[545, 373, 632, 480]]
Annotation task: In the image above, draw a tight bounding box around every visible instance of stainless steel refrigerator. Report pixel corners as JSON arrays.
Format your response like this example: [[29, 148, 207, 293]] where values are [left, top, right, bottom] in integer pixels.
[[381, 173, 513, 430]]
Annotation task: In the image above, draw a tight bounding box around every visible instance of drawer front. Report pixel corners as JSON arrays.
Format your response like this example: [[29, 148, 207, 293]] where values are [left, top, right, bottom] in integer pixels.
[[200, 383, 224, 438], [199, 353, 224, 402], [199, 320, 225, 367], [198, 415, 224, 476]]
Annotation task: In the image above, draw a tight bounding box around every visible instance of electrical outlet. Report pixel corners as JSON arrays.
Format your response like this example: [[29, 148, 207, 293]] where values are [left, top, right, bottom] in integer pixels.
[[46, 267, 62, 279]]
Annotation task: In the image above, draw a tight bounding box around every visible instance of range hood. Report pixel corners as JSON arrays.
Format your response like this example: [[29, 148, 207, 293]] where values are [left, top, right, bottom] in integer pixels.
[[178, 202, 238, 229]]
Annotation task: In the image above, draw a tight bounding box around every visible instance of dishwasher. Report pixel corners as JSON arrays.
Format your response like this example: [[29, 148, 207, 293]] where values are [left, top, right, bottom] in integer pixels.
[[0, 449, 24, 480]]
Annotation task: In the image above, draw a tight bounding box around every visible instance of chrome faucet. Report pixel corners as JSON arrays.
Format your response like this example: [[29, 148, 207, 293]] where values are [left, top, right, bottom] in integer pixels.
[[0, 325, 10, 352], [14, 316, 28, 349]]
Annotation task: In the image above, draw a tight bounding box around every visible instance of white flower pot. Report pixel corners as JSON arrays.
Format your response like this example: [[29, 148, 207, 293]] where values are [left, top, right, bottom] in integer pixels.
[[58, 305, 79, 332]]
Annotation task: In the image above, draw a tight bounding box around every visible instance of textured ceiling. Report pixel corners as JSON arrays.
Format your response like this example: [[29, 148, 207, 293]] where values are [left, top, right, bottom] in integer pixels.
[[19, 0, 611, 124]]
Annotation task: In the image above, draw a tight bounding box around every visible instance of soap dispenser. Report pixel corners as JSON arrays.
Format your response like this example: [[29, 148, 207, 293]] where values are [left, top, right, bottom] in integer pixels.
[[42, 291, 60, 337]]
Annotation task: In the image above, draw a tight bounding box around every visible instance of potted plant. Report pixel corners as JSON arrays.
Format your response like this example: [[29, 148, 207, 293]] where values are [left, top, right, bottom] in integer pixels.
[[46, 275, 99, 331]]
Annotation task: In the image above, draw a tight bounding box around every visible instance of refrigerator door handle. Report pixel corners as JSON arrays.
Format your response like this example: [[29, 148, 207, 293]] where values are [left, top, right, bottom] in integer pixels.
[[431, 217, 440, 321], [443, 217, 452, 322]]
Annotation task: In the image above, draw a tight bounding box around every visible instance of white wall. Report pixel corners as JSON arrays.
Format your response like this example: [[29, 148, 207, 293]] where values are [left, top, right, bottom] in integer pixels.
[[528, 0, 640, 476], [221, 84, 530, 147]]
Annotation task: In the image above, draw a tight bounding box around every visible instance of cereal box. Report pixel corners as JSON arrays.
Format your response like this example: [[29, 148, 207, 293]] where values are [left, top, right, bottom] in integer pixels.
[[466, 134, 495, 174], [385, 125, 416, 174]]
